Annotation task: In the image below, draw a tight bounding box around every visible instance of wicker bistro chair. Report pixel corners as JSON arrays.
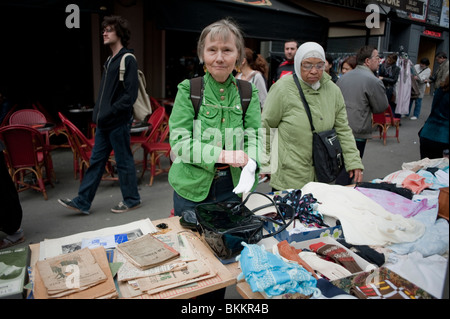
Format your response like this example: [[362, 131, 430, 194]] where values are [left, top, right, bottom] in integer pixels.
[[0, 125, 54, 200], [9, 109, 51, 143], [58, 112, 116, 182], [130, 105, 167, 155], [141, 123, 171, 186], [372, 105, 400, 145]]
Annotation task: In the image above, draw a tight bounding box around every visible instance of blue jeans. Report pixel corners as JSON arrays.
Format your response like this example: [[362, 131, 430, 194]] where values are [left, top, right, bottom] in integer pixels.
[[409, 98, 422, 118], [173, 169, 241, 216], [72, 120, 140, 211]]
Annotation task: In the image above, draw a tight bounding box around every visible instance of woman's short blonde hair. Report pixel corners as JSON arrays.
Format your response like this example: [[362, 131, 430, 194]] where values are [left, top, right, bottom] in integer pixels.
[[197, 18, 245, 68]]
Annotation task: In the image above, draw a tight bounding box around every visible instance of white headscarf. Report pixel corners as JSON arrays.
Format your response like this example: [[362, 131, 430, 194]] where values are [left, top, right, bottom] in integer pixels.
[[294, 42, 326, 90]]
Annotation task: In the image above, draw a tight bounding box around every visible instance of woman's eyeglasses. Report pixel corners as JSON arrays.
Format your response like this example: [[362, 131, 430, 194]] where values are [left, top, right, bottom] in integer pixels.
[[301, 62, 326, 71]]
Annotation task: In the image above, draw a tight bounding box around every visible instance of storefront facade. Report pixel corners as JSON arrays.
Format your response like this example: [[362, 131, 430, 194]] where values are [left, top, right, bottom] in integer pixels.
[[0, 0, 448, 112]]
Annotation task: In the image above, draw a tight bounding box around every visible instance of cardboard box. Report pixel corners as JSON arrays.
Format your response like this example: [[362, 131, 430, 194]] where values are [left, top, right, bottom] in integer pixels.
[[244, 191, 343, 243], [264, 215, 343, 243], [438, 187, 449, 220]]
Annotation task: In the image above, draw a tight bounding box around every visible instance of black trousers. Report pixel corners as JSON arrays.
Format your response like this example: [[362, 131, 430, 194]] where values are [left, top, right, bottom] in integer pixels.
[[0, 152, 23, 235], [420, 137, 449, 160]]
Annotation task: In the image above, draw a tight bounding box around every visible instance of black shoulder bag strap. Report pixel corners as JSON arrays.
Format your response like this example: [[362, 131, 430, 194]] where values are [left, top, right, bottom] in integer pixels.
[[190, 77, 204, 120], [236, 79, 252, 112], [293, 74, 315, 133]]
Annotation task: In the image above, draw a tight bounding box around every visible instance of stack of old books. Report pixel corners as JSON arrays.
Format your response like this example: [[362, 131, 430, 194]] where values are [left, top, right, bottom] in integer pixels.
[[115, 233, 217, 297], [33, 247, 117, 299], [116, 234, 180, 270]]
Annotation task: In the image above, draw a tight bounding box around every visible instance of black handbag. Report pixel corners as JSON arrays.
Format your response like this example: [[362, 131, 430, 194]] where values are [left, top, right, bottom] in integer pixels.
[[293, 75, 344, 183], [194, 192, 295, 260]]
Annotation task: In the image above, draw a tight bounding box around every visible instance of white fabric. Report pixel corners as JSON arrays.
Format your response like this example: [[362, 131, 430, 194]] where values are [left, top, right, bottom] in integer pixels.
[[401, 157, 449, 171], [386, 252, 448, 298], [294, 42, 326, 91], [395, 57, 413, 115], [298, 251, 352, 280], [300, 182, 426, 246], [233, 158, 257, 194]]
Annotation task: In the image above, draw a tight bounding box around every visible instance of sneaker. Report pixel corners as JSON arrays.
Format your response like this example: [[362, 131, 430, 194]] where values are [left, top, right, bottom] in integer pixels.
[[410, 116, 418, 120], [111, 201, 141, 214], [58, 198, 90, 215]]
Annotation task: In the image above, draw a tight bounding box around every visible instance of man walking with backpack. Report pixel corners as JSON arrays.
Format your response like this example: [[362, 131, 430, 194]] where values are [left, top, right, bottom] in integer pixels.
[[59, 15, 141, 214]]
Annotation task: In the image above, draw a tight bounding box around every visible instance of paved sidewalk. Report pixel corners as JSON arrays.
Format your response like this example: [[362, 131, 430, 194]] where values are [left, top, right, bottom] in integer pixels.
[[1, 95, 434, 298]]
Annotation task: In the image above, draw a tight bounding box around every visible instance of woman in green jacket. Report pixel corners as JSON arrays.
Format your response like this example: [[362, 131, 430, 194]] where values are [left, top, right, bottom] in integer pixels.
[[169, 19, 261, 216], [261, 42, 363, 191]]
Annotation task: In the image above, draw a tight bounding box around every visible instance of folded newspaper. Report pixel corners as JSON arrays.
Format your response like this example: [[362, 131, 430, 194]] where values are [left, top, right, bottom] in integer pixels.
[[116, 234, 180, 270], [35, 247, 107, 298]]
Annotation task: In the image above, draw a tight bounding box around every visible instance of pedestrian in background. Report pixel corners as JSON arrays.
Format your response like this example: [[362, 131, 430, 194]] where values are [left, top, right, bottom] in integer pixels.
[[59, 15, 141, 215], [274, 39, 298, 81], [378, 53, 400, 116], [325, 54, 339, 82], [429, 52, 449, 93], [236, 47, 268, 109], [340, 55, 357, 75], [419, 75, 449, 159], [0, 140, 24, 249], [261, 42, 363, 191], [335, 45, 389, 185], [409, 57, 431, 120]]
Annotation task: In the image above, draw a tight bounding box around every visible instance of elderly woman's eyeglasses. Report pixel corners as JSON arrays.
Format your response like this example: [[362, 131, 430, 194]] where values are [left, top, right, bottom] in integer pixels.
[[301, 62, 326, 71]]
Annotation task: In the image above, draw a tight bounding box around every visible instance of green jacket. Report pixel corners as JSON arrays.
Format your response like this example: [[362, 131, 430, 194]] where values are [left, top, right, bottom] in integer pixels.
[[169, 72, 262, 202], [261, 73, 363, 190]]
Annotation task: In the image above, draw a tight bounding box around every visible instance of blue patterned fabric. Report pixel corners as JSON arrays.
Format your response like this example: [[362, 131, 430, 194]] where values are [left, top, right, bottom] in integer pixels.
[[237, 242, 319, 297], [274, 189, 328, 227]]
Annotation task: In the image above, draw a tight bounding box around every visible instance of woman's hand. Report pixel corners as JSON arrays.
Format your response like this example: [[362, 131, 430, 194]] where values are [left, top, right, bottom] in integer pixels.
[[218, 150, 249, 167], [349, 169, 363, 183]]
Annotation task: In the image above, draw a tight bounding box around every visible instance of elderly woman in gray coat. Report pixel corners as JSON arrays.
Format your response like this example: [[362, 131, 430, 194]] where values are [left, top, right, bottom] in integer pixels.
[[261, 42, 363, 191]]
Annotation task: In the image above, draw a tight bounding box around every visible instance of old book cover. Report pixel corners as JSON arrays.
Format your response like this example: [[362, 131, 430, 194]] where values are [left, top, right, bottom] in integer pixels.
[[33, 247, 117, 299], [35, 247, 107, 298], [116, 234, 179, 270], [0, 246, 29, 299]]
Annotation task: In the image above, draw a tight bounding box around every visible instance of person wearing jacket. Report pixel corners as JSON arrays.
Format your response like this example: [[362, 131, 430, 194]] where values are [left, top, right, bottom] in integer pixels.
[[419, 75, 449, 159], [409, 58, 431, 120], [58, 15, 141, 214], [0, 141, 24, 249], [274, 39, 298, 82], [168, 19, 261, 217], [261, 42, 363, 191], [429, 52, 449, 92], [378, 53, 400, 113], [335, 45, 389, 185]]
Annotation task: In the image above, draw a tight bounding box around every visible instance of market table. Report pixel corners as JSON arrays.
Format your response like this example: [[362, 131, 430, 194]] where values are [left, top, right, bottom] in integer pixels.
[[28, 216, 237, 299]]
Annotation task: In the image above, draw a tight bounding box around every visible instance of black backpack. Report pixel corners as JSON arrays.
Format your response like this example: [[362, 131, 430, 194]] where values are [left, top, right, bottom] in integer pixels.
[[189, 77, 252, 124]]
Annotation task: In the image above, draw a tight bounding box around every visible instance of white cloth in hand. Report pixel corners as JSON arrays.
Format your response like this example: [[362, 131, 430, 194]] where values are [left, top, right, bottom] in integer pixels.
[[298, 251, 352, 280], [233, 158, 257, 194]]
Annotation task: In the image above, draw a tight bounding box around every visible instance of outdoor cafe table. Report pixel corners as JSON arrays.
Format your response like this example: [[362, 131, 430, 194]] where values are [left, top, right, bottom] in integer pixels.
[[26, 122, 55, 145], [69, 107, 94, 137]]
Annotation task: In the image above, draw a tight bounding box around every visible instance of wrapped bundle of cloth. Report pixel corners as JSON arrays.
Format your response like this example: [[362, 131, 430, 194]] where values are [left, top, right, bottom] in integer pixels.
[[236, 242, 320, 298]]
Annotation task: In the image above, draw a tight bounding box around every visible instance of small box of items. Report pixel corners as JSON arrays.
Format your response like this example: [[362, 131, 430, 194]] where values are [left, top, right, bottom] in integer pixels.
[[287, 236, 376, 281], [245, 190, 343, 243]]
